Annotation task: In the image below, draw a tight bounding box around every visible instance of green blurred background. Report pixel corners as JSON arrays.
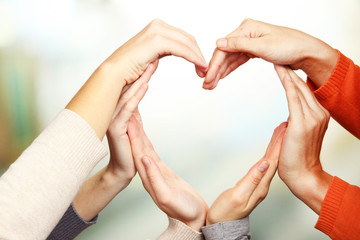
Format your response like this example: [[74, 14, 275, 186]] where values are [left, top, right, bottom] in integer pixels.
[[0, 0, 359, 239]]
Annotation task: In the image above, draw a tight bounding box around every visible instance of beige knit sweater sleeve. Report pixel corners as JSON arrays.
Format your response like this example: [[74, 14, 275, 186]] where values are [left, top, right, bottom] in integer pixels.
[[157, 217, 204, 240], [0, 109, 108, 240]]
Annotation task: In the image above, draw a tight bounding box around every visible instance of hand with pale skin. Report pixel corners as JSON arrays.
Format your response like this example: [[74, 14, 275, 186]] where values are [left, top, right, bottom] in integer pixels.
[[127, 114, 208, 232], [66, 19, 208, 140], [274, 64, 333, 214], [202, 18, 338, 90], [71, 62, 157, 222], [206, 122, 286, 226]]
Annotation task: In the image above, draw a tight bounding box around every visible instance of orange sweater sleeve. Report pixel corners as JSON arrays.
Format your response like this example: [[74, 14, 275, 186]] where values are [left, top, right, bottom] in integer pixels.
[[307, 52, 360, 239], [315, 177, 360, 239], [307, 50, 360, 139]]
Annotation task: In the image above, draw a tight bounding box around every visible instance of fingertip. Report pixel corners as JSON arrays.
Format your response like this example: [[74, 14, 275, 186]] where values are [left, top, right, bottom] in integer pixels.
[[196, 66, 206, 78], [278, 121, 288, 130], [216, 38, 227, 49]]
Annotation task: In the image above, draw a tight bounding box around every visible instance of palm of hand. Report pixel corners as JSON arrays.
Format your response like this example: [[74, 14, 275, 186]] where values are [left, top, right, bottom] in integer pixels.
[[157, 163, 208, 229]]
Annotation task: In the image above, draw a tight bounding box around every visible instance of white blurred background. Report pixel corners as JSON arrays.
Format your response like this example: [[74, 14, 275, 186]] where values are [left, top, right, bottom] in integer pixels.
[[0, 0, 359, 239]]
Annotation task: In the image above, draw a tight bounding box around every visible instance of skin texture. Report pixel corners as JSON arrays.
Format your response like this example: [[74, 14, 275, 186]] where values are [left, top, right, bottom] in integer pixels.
[[203, 18, 338, 90], [127, 114, 208, 232], [66, 19, 208, 140], [73, 62, 157, 221], [274, 64, 333, 215], [206, 122, 286, 225]]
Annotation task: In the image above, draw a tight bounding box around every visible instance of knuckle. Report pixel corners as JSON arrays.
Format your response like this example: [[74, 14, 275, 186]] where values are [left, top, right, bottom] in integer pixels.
[[108, 122, 126, 137], [122, 102, 132, 112], [188, 34, 196, 43], [145, 19, 164, 35], [151, 33, 165, 46], [230, 195, 246, 208], [150, 18, 164, 27], [157, 194, 171, 206], [242, 18, 254, 25], [251, 175, 262, 186], [258, 187, 268, 200], [122, 92, 131, 100], [305, 120, 318, 132]]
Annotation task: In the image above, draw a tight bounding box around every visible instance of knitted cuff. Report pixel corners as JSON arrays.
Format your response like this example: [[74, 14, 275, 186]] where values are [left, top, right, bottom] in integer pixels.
[[315, 176, 348, 235], [201, 217, 251, 240], [47, 203, 98, 240], [306, 50, 351, 100], [157, 217, 203, 240]]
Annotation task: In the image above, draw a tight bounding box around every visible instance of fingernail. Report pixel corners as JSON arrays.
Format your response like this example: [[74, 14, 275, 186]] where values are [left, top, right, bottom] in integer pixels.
[[142, 156, 152, 167], [217, 38, 227, 48], [257, 161, 269, 173]]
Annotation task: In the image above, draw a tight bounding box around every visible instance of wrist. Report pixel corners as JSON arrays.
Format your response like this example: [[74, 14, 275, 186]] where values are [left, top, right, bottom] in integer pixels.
[[300, 41, 338, 88], [102, 166, 134, 191], [283, 169, 332, 214], [97, 61, 127, 89]]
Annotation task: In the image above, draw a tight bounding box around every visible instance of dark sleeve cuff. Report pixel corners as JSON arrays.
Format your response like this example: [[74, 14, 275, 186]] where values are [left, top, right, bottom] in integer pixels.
[[201, 217, 251, 240], [47, 203, 98, 240]]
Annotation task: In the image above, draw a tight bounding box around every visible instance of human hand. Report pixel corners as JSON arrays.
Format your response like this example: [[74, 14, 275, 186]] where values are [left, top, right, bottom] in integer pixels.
[[274, 64, 333, 214], [72, 62, 157, 222], [102, 19, 208, 86], [203, 18, 338, 90], [127, 114, 208, 231], [206, 123, 286, 226], [105, 61, 158, 184]]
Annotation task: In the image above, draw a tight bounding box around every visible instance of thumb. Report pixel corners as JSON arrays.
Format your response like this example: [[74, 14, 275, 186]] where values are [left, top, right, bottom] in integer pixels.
[[216, 36, 263, 55], [234, 160, 269, 198]]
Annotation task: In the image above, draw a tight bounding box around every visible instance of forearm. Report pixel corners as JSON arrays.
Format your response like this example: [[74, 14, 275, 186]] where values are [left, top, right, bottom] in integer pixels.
[[66, 63, 126, 140], [0, 110, 107, 239], [73, 166, 131, 221]]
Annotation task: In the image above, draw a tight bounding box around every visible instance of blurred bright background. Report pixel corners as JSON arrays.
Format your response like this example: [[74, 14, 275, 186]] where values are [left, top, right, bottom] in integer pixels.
[[1, 0, 360, 239]]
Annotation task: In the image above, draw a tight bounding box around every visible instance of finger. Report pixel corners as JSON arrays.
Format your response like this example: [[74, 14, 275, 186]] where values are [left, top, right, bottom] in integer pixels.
[[115, 82, 148, 127], [233, 159, 270, 200], [128, 115, 159, 165], [209, 53, 250, 90], [209, 52, 240, 90], [221, 53, 250, 79], [286, 69, 324, 112], [139, 156, 170, 203], [158, 20, 207, 67], [264, 122, 288, 158], [216, 36, 266, 56], [274, 64, 304, 123], [249, 128, 286, 204], [113, 61, 157, 118], [282, 68, 313, 117], [132, 108, 143, 126], [264, 126, 286, 163], [157, 34, 207, 70], [203, 49, 228, 88], [195, 65, 207, 78]]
